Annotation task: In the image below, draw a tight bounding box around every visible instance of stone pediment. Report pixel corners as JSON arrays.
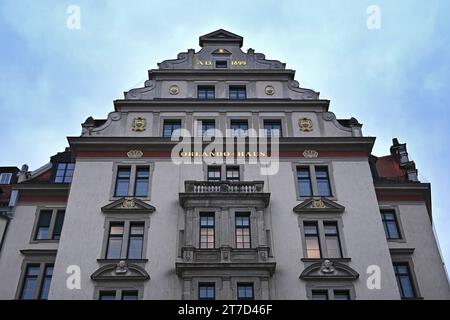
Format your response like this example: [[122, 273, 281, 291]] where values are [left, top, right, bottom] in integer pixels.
[[101, 197, 155, 214], [293, 197, 345, 213], [199, 29, 243, 47], [300, 260, 359, 281], [91, 261, 149, 281]]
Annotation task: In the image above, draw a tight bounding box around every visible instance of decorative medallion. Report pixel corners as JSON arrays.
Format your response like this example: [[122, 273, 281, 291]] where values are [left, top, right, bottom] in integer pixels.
[[264, 85, 275, 95], [320, 260, 336, 274], [169, 85, 180, 95], [121, 197, 136, 209], [298, 117, 313, 132], [311, 198, 326, 209], [131, 117, 146, 131], [115, 261, 128, 274], [127, 150, 143, 159], [302, 150, 318, 158]]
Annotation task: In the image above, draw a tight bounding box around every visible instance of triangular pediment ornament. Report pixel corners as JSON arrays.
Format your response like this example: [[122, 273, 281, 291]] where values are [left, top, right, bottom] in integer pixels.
[[101, 197, 155, 214], [211, 48, 232, 55], [300, 260, 359, 281], [199, 29, 243, 47], [91, 261, 150, 281], [293, 197, 345, 213]]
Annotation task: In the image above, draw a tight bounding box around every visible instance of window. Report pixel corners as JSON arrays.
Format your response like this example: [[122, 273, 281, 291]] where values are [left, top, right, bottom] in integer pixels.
[[226, 166, 240, 181], [19, 264, 54, 300], [134, 167, 149, 197], [324, 222, 342, 258], [296, 166, 333, 198], [39, 265, 53, 299], [263, 120, 282, 137], [304, 222, 321, 258], [381, 210, 401, 240], [34, 209, 66, 241], [198, 283, 215, 300], [316, 167, 332, 197], [198, 120, 216, 138], [215, 60, 227, 68], [311, 290, 328, 300], [0, 173, 12, 184], [121, 291, 139, 300], [99, 291, 116, 300], [333, 290, 351, 300], [98, 290, 139, 300], [297, 167, 313, 197], [106, 223, 124, 259], [230, 120, 248, 137], [235, 214, 251, 249], [237, 283, 254, 300], [393, 263, 417, 299], [200, 214, 215, 249], [54, 163, 74, 183], [229, 86, 246, 100], [311, 289, 351, 300], [198, 86, 215, 99], [207, 166, 221, 181], [113, 166, 151, 198], [114, 167, 131, 197], [163, 119, 182, 138], [128, 223, 145, 259]]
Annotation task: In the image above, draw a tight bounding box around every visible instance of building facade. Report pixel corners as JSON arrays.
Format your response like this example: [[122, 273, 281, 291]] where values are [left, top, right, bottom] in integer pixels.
[[0, 29, 449, 300]]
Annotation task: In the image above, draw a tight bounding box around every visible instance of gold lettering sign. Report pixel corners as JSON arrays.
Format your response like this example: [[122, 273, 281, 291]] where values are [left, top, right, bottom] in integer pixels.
[[196, 60, 213, 66], [231, 60, 247, 66]]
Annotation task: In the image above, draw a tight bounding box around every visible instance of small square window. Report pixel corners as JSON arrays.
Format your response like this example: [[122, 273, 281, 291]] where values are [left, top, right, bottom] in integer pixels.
[[215, 60, 227, 68]]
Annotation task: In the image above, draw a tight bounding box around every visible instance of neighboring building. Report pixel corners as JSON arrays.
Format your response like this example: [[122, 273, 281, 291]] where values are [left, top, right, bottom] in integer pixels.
[[0, 166, 19, 253], [0, 29, 448, 300]]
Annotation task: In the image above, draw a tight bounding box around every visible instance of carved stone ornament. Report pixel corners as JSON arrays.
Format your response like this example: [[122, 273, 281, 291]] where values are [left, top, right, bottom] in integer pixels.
[[132, 117, 146, 131], [115, 260, 128, 274], [320, 260, 336, 274], [302, 150, 318, 158], [121, 198, 136, 209], [127, 150, 143, 159], [298, 118, 313, 132], [169, 85, 180, 95], [311, 198, 326, 209], [264, 85, 275, 95]]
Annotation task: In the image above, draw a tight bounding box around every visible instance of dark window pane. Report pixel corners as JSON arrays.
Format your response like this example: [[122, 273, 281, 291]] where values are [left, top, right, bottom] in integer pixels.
[[311, 290, 329, 300], [99, 291, 116, 300], [39, 265, 54, 300], [215, 60, 227, 68], [199, 120, 215, 138], [36, 210, 52, 240], [226, 166, 240, 181], [263, 121, 282, 137], [134, 167, 149, 197], [237, 283, 254, 300], [229, 86, 246, 100], [297, 168, 312, 197], [122, 291, 139, 300], [324, 222, 342, 258], [198, 86, 215, 99], [333, 290, 350, 300], [115, 167, 131, 196], [316, 167, 332, 196], [163, 120, 182, 137], [207, 166, 221, 181], [199, 283, 215, 300], [20, 265, 40, 300], [54, 163, 75, 183], [381, 211, 401, 239], [128, 223, 144, 259], [52, 210, 65, 240], [394, 263, 416, 299]]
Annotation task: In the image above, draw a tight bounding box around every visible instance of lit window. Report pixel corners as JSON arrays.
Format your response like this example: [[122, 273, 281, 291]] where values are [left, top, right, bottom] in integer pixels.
[[200, 214, 215, 249], [106, 223, 124, 259], [235, 214, 251, 249], [226, 166, 240, 181], [207, 166, 221, 181], [304, 222, 321, 258]]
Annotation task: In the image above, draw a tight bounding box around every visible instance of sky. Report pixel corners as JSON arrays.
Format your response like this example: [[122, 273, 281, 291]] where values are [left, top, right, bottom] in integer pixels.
[[1, 1, 449, 275]]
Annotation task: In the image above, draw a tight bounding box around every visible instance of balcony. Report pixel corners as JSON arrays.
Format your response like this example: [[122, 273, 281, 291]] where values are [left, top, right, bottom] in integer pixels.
[[179, 180, 270, 208]]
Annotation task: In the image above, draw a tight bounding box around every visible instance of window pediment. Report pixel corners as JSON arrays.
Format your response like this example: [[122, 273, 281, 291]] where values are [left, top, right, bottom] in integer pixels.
[[293, 197, 345, 213], [91, 261, 149, 281], [101, 197, 155, 214], [300, 260, 359, 281]]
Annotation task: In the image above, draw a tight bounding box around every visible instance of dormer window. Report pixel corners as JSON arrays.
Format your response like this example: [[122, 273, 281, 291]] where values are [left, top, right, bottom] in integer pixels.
[[54, 163, 74, 183], [0, 173, 12, 184]]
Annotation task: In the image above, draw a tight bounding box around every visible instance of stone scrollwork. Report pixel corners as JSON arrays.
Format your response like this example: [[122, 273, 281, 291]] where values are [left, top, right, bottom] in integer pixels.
[[132, 117, 146, 132], [302, 150, 319, 158], [121, 198, 136, 209], [298, 118, 313, 132], [311, 198, 326, 209]]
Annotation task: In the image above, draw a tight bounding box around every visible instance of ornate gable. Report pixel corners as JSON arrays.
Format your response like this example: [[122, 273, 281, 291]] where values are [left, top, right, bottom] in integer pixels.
[[199, 29, 243, 47], [300, 260, 359, 281], [101, 197, 155, 214], [293, 197, 345, 213]]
